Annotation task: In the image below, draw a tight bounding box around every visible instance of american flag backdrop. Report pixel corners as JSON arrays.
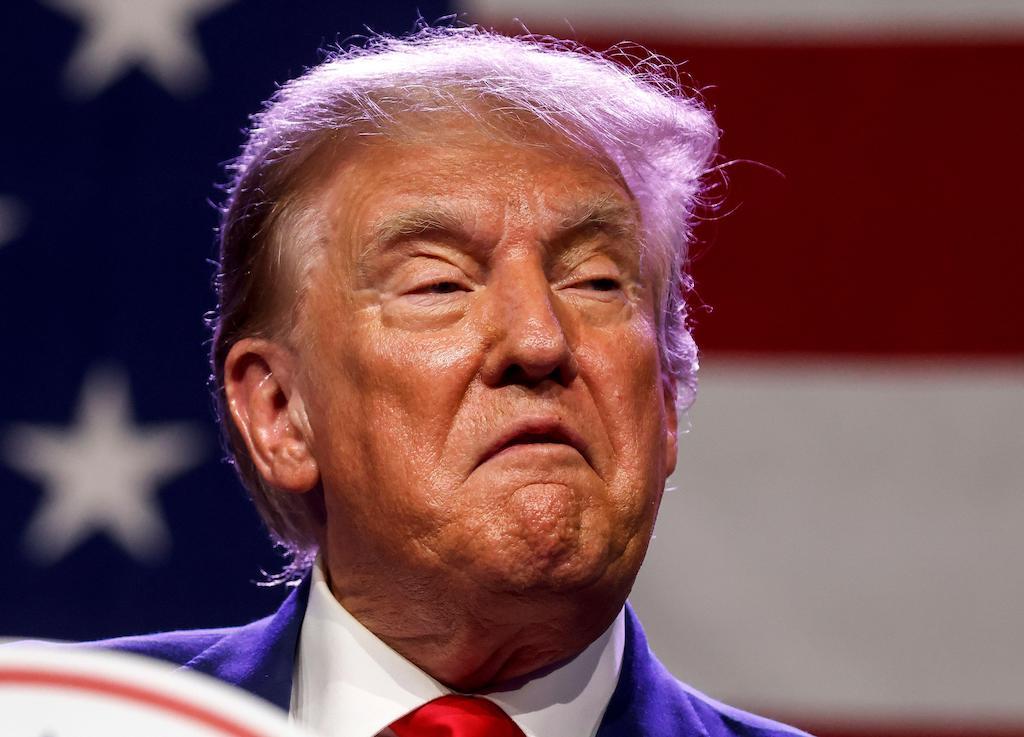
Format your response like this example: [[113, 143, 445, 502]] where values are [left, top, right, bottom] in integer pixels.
[[1, 2, 1021, 736]]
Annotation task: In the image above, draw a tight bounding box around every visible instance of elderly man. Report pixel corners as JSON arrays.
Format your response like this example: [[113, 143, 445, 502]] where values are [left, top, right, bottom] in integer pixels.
[[82, 27, 806, 737]]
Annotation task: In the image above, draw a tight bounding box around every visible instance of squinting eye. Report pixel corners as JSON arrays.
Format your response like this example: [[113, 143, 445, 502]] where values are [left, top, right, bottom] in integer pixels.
[[584, 278, 620, 292], [416, 281, 466, 295]]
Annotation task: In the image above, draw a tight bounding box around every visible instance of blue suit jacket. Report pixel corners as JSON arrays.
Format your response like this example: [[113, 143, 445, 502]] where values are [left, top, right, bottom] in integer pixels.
[[77, 577, 809, 737]]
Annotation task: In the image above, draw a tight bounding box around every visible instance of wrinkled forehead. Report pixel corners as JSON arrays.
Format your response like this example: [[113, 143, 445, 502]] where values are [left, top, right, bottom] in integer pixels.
[[304, 110, 647, 260]]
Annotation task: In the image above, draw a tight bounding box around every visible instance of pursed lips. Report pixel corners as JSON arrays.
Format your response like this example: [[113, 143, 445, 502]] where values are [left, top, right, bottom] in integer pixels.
[[476, 417, 591, 469]]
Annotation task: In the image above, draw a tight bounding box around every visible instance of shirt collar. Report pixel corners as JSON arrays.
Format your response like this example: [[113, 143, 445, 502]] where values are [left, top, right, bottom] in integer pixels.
[[291, 561, 625, 737]]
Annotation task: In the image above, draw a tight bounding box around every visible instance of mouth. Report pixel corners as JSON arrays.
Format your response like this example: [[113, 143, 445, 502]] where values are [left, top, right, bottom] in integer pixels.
[[477, 418, 591, 469]]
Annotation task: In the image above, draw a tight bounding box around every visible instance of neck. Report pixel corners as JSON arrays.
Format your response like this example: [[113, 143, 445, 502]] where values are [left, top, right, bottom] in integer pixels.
[[321, 562, 625, 691]]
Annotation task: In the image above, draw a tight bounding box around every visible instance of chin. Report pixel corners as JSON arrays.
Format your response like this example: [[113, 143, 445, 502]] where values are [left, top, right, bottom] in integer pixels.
[[446, 481, 646, 596], [468, 526, 634, 597]]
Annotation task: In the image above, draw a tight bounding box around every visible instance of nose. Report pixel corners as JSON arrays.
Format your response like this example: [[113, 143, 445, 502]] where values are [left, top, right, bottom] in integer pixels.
[[481, 260, 579, 389]]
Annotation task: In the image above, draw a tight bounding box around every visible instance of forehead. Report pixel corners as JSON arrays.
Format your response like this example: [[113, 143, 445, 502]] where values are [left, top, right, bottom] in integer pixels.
[[313, 122, 642, 255]]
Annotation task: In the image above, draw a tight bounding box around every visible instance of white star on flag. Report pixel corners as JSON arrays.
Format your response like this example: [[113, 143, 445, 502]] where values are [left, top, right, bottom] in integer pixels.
[[2, 366, 206, 564], [44, 0, 234, 98]]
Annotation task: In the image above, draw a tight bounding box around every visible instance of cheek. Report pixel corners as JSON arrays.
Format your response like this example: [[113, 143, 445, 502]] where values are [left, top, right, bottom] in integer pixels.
[[582, 316, 663, 412], [359, 319, 482, 417], [308, 308, 484, 502], [577, 318, 667, 485]]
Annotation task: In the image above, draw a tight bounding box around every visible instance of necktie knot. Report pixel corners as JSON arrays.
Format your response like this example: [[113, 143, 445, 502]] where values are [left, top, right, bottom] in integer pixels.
[[388, 695, 525, 737]]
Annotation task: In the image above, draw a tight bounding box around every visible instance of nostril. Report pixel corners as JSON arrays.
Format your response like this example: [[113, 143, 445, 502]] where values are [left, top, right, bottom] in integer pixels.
[[498, 360, 573, 388]]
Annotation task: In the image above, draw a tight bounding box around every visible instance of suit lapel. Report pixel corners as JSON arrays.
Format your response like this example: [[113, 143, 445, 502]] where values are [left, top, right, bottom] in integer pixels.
[[183, 575, 312, 711], [597, 604, 710, 737]]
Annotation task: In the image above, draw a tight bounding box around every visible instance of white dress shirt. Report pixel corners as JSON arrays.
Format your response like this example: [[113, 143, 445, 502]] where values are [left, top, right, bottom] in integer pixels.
[[290, 561, 625, 737]]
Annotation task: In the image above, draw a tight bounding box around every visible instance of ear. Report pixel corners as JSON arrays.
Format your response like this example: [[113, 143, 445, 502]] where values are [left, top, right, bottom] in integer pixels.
[[662, 376, 679, 478], [224, 338, 320, 494]]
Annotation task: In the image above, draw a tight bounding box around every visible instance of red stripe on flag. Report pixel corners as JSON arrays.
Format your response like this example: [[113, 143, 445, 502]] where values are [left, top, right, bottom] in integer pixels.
[[666, 41, 1024, 357], [642, 40, 1023, 356]]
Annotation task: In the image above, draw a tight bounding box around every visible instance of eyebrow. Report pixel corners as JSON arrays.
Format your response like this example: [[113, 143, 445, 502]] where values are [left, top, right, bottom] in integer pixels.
[[357, 203, 478, 275], [357, 194, 641, 275], [368, 205, 476, 250], [554, 195, 641, 241]]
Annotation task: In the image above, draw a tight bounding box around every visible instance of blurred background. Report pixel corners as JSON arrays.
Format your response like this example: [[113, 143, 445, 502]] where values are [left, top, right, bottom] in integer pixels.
[[1, 1, 1021, 735]]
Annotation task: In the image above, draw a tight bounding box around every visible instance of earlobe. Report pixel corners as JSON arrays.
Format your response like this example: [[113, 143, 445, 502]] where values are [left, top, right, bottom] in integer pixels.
[[224, 339, 320, 494]]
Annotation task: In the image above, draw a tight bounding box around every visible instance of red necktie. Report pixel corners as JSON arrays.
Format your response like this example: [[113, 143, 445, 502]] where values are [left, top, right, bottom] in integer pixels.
[[388, 695, 526, 737]]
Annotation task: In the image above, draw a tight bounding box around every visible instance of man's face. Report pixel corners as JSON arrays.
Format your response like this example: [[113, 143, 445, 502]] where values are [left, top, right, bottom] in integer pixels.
[[293, 124, 678, 606]]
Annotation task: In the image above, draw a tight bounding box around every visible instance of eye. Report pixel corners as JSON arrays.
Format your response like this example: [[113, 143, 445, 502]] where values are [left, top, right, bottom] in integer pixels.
[[415, 280, 467, 295], [559, 273, 625, 304], [569, 276, 621, 294], [583, 277, 620, 292]]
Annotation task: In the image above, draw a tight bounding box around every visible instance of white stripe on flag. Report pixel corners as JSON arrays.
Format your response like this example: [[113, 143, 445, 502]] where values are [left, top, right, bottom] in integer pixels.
[[631, 358, 1024, 718]]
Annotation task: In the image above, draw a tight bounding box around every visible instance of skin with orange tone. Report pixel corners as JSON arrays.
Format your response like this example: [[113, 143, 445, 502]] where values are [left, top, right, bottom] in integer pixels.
[[224, 125, 678, 691]]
